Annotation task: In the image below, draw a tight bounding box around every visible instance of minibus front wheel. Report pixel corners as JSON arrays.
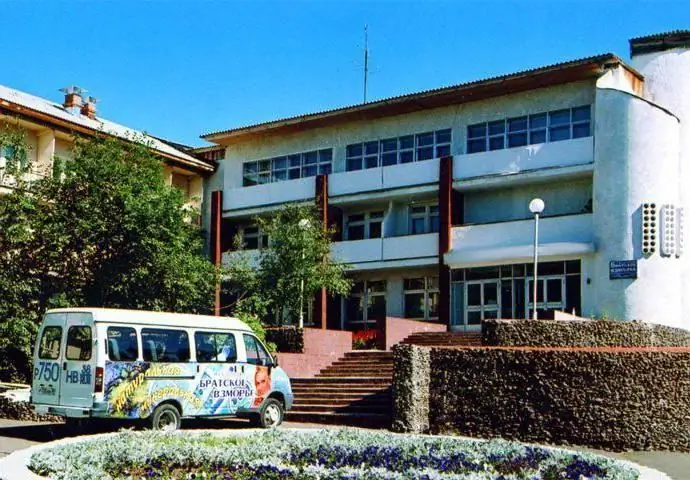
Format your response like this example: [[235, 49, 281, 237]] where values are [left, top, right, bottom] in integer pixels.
[[252, 398, 284, 428], [150, 403, 181, 431]]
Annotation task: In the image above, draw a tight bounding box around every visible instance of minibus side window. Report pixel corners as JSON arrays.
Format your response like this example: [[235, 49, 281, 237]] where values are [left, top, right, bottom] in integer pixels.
[[66, 326, 92, 361], [142, 329, 190, 363], [107, 327, 138, 361], [38, 327, 62, 360], [243, 334, 272, 366], [195, 332, 237, 363]]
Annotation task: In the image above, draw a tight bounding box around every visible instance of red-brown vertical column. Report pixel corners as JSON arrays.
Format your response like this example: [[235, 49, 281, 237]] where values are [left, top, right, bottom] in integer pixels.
[[314, 174, 328, 329], [438, 156, 453, 330], [210, 190, 223, 316]]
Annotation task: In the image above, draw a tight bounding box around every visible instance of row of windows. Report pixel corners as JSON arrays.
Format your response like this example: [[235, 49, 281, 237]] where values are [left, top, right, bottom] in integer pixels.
[[345, 276, 439, 328], [242, 149, 332, 187], [37, 325, 272, 367], [467, 106, 591, 154], [237, 204, 440, 249], [345, 129, 451, 171]]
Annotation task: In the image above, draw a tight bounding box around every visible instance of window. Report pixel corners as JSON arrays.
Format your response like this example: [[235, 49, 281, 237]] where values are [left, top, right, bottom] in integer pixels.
[[467, 106, 591, 153], [346, 129, 451, 171], [171, 173, 191, 202], [243, 149, 332, 186], [404, 277, 440, 321], [345, 211, 384, 240], [243, 334, 272, 366], [195, 332, 237, 362], [409, 204, 439, 234], [0, 145, 27, 171], [66, 326, 92, 361], [107, 327, 139, 361], [141, 328, 190, 363], [38, 326, 62, 360], [242, 226, 269, 250], [345, 280, 387, 329]]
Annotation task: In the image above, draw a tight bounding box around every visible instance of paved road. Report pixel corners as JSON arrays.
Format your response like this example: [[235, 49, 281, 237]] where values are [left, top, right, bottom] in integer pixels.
[[1, 419, 689, 479]]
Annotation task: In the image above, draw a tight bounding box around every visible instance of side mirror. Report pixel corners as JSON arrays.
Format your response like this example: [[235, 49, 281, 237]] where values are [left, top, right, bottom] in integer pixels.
[[272, 354, 279, 367]]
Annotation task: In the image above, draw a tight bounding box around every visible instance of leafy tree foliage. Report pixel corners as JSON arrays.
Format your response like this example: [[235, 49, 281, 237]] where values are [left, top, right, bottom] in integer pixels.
[[223, 203, 351, 327], [0, 130, 216, 382]]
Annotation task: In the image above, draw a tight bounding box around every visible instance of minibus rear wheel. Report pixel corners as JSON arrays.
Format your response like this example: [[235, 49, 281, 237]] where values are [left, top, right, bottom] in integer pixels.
[[254, 398, 284, 428], [151, 403, 181, 431]]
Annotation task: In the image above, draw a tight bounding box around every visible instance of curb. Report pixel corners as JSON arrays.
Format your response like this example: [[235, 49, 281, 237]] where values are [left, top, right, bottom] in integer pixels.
[[0, 428, 673, 480]]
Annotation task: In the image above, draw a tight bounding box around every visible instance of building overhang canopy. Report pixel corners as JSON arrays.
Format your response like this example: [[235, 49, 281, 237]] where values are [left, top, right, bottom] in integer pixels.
[[444, 241, 596, 269]]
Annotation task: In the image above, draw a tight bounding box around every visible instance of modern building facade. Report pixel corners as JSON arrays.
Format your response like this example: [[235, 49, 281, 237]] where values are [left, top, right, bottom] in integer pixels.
[[0, 85, 214, 215], [200, 31, 689, 331]]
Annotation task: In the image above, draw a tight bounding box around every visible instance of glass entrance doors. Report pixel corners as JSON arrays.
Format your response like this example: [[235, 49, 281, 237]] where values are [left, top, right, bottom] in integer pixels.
[[527, 276, 566, 319], [464, 280, 500, 330]]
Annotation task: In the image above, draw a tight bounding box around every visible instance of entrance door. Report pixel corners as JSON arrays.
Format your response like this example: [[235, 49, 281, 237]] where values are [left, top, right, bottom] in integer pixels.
[[526, 276, 566, 319], [59, 313, 94, 408], [464, 280, 500, 331]]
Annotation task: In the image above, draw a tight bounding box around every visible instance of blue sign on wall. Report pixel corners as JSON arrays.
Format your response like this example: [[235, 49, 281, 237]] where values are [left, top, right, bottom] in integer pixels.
[[610, 260, 638, 280]]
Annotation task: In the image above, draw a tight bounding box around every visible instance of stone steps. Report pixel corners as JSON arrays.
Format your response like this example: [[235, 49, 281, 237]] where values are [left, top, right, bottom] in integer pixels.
[[400, 331, 482, 347]]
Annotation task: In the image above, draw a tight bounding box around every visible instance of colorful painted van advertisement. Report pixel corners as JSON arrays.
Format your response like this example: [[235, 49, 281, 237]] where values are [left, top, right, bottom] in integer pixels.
[[32, 308, 293, 430]]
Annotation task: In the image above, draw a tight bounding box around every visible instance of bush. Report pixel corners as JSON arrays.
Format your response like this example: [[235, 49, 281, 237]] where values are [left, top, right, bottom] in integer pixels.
[[265, 327, 304, 353], [29, 429, 640, 480]]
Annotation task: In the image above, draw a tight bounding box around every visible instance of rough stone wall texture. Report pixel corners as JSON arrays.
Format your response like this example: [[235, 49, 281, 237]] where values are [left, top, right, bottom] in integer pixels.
[[483, 319, 690, 348], [392, 344, 431, 433], [427, 347, 690, 451]]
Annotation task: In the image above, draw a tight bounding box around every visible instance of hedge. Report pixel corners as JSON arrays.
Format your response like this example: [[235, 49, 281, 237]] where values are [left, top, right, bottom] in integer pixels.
[[265, 327, 304, 353]]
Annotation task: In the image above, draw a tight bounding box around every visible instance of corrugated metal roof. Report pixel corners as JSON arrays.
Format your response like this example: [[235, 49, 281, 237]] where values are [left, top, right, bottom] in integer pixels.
[[0, 84, 214, 172], [201, 53, 629, 141], [629, 30, 690, 43]]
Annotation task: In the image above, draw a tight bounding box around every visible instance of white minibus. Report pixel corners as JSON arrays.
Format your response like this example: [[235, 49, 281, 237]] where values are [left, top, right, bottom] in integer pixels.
[[31, 308, 293, 430]]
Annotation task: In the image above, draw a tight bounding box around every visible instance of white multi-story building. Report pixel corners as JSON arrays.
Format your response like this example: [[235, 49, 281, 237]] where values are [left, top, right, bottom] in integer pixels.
[[201, 31, 690, 331]]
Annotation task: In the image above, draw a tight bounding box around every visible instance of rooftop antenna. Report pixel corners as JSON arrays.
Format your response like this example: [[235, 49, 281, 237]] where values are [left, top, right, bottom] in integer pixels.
[[363, 24, 369, 104]]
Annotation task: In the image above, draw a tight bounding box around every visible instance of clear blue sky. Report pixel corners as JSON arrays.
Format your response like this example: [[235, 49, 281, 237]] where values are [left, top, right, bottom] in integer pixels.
[[1, 1, 687, 146]]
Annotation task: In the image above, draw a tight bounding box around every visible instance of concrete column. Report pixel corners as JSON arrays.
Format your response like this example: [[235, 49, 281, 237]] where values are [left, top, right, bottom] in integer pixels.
[[438, 155, 453, 330], [210, 190, 223, 316], [36, 129, 55, 176]]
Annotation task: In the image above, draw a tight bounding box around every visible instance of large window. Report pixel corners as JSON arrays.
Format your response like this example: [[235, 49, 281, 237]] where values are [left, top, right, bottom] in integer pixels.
[[345, 211, 384, 240], [346, 129, 451, 171], [345, 280, 387, 329], [467, 106, 591, 154], [141, 328, 190, 363], [409, 204, 440, 234], [241, 225, 269, 250], [107, 327, 139, 362], [38, 326, 62, 360], [66, 326, 92, 361], [243, 149, 332, 186], [195, 332, 237, 363], [404, 276, 440, 321]]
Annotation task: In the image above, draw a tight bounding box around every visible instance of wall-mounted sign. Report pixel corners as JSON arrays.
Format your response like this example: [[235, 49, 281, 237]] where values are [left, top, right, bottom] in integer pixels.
[[610, 260, 637, 280]]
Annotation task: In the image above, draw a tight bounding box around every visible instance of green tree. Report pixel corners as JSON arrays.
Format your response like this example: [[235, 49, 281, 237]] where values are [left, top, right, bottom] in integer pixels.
[[0, 131, 217, 382], [223, 203, 351, 328]]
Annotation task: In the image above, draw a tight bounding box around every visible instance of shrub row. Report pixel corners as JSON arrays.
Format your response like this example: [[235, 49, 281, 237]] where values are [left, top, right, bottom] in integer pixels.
[[393, 344, 690, 452], [265, 327, 304, 353], [482, 319, 690, 348]]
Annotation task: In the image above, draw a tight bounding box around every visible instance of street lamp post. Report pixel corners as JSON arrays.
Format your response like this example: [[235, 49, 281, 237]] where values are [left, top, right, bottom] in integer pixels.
[[529, 198, 545, 321], [297, 218, 311, 329]]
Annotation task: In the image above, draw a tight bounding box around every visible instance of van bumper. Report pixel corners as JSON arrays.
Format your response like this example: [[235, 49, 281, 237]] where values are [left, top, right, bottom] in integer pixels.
[[284, 393, 294, 411], [33, 403, 108, 418]]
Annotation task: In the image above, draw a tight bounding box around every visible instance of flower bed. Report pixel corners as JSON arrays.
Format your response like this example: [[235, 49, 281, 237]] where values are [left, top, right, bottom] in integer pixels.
[[28, 428, 640, 480], [352, 329, 379, 350]]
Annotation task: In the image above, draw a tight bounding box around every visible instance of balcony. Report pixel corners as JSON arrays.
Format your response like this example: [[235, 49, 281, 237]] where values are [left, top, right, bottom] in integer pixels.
[[329, 159, 440, 197], [332, 233, 438, 270], [223, 177, 315, 212], [445, 214, 594, 268], [454, 137, 593, 183]]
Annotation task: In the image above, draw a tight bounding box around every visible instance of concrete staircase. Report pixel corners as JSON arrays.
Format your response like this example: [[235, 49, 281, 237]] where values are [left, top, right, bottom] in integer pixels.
[[286, 351, 393, 427], [399, 331, 483, 347]]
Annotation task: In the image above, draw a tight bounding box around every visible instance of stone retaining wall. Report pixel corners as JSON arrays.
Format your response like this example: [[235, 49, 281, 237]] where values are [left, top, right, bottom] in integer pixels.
[[483, 319, 690, 348], [393, 344, 690, 451]]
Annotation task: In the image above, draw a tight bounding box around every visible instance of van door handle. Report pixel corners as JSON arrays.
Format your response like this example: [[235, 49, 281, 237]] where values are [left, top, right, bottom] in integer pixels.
[[63, 362, 67, 371], [241, 365, 244, 374]]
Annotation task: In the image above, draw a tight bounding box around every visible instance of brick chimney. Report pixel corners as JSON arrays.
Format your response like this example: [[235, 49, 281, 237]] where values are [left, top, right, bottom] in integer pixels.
[[80, 96, 98, 119], [60, 86, 85, 115]]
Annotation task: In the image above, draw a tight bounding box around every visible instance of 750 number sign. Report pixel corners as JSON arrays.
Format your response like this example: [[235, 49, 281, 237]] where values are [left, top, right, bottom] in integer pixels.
[[34, 361, 60, 382]]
